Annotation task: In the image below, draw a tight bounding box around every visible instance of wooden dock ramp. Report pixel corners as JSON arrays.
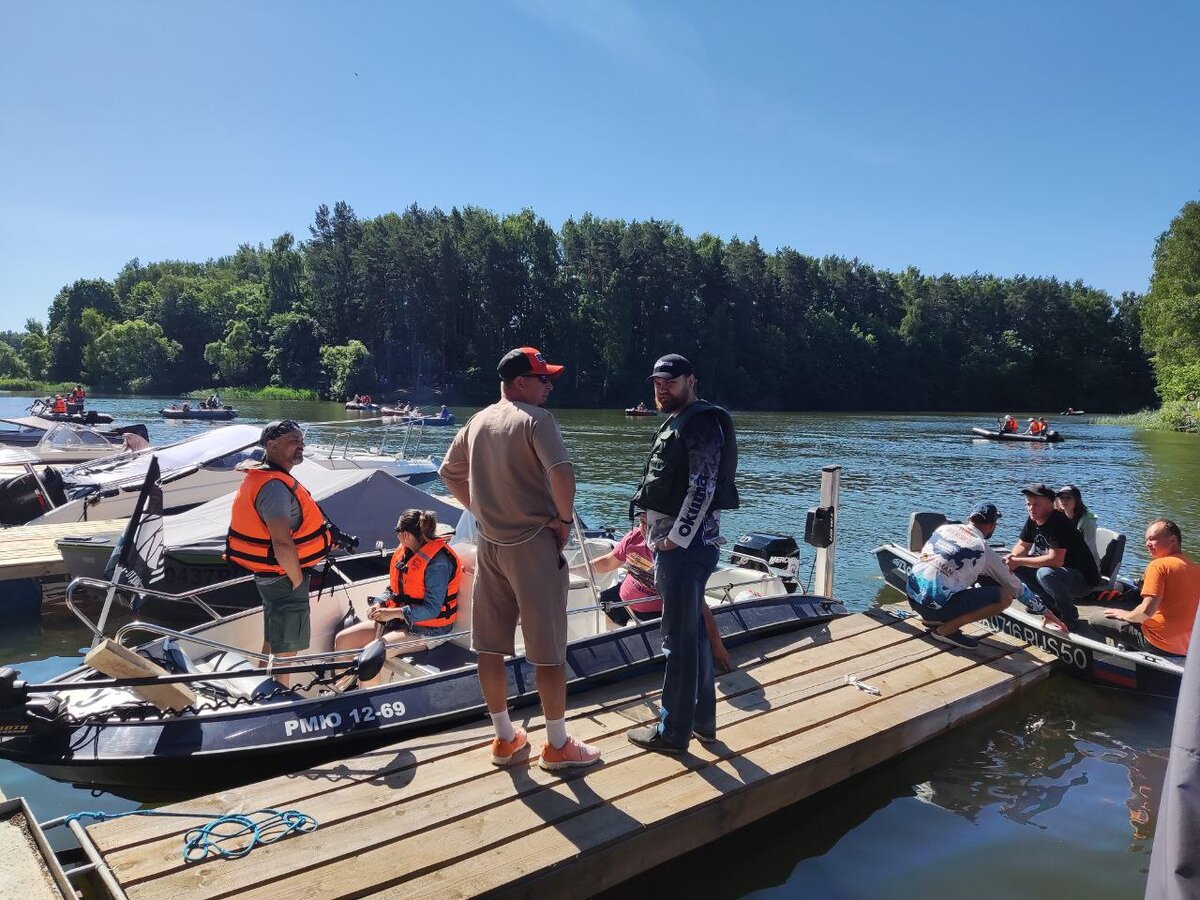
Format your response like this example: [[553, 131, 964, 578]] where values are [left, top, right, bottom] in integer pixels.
[[82, 610, 1054, 899], [0, 519, 123, 580]]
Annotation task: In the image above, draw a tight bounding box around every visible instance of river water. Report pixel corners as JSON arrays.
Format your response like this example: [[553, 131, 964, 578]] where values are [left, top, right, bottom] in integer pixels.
[[2, 395, 1197, 897]]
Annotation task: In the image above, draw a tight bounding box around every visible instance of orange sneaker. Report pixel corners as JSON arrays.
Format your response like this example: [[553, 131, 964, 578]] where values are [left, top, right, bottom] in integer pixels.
[[539, 735, 602, 771], [490, 726, 529, 766]]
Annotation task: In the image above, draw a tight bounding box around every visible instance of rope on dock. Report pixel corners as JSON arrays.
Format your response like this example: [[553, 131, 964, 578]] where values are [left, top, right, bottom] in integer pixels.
[[64, 808, 319, 863]]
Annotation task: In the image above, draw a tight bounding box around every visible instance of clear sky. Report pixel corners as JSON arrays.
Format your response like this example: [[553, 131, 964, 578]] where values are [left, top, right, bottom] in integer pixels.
[[1, 1, 1196, 332]]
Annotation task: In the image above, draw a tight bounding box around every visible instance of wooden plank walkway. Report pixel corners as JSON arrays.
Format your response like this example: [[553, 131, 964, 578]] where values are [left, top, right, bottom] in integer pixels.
[[81, 610, 1054, 899], [0, 519, 124, 580]]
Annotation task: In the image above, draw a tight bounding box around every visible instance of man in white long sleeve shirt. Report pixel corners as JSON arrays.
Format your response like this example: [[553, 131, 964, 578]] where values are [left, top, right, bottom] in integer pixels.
[[906, 502, 1068, 649]]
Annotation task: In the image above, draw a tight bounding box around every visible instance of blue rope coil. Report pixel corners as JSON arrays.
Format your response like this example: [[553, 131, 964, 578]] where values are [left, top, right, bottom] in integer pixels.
[[65, 808, 319, 863]]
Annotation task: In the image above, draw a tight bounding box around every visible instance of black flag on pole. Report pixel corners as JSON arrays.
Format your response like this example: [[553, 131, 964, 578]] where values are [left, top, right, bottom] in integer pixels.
[[106, 455, 166, 603]]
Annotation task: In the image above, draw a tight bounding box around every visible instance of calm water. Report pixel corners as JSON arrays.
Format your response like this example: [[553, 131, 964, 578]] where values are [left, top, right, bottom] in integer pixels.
[[2, 394, 1198, 896]]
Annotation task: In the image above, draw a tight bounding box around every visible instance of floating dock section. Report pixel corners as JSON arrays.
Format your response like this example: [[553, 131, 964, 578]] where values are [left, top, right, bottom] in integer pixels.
[[0, 519, 124, 580], [80, 610, 1054, 898]]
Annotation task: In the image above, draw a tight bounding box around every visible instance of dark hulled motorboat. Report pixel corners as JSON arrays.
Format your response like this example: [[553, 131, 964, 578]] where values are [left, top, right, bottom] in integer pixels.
[[160, 407, 238, 420], [970, 427, 1064, 444], [0, 539, 842, 798], [873, 512, 1183, 699]]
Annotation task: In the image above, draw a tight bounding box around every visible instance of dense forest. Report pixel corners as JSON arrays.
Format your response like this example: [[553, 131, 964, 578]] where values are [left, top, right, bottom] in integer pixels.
[[3, 198, 1196, 413]]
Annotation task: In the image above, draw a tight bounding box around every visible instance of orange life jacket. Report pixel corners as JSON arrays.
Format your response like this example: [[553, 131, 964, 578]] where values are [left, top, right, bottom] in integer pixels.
[[383, 538, 460, 628], [225, 468, 332, 575], [52, 397, 67, 413], [1030, 421, 1045, 435]]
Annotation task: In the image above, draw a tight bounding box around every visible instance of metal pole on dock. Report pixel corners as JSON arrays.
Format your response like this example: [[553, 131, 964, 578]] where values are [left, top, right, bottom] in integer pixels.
[[814, 465, 841, 599]]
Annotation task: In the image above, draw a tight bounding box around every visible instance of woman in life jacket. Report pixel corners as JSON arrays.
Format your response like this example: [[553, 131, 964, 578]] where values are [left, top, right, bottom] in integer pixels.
[[333, 508, 461, 687]]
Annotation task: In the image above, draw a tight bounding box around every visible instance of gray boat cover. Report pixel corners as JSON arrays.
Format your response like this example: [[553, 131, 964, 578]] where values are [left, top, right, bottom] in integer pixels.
[[159, 461, 461, 554], [62, 424, 263, 490], [1145, 609, 1200, 898]]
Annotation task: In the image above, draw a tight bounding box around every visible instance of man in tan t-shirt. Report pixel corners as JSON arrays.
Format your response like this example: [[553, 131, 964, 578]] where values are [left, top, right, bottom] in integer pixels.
[[439, 347, 601, 772]]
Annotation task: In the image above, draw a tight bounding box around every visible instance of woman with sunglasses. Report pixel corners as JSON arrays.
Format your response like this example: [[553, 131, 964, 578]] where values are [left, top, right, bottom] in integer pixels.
[[1055, 484, 1101, 571], [333, 508, 462, 687]]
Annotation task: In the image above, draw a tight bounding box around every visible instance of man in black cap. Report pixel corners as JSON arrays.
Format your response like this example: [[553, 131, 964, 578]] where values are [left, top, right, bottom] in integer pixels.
[[1004, 483, 1100, 628], [906, 502, 1067, 649], [627, 353, 739, 754]]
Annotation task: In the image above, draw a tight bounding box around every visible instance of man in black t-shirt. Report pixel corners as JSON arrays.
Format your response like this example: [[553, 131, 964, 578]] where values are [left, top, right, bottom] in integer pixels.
[[1003, 483, 1100, 627]]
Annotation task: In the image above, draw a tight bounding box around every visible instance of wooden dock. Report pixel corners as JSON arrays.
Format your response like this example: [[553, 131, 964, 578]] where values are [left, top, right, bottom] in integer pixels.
[[80, 610, 1054, 899], [0, 519, 124, 580]]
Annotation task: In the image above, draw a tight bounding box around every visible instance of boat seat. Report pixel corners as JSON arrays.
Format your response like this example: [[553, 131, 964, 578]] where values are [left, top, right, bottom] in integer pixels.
[[1094, 527, 1125, 583], [448, 543, 476, 650], [907, 512, 951, 552], [191, 647, 288, 701]]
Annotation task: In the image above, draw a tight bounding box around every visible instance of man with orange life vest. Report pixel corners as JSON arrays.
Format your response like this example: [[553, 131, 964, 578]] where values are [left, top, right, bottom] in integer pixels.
[[226, 420, 331, 683], [1001, 415, 1018, 434], [52, 394, 67, 414], [333, 509, 461, 687]]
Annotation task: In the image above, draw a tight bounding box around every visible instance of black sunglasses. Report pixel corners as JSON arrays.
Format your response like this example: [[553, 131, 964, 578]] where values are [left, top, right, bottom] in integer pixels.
[[521, 374, 551, 384]]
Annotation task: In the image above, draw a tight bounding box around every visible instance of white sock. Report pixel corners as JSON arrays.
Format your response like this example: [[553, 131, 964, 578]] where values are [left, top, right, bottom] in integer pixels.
[[546, 717, 568, 749], [490, 709, 516, 742]]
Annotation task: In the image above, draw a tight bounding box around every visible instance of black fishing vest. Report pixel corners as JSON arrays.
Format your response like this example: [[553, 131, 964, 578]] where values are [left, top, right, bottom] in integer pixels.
[[631, 400, 739, 521]]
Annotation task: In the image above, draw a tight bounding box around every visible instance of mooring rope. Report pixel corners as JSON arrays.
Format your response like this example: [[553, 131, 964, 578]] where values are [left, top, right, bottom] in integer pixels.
[[64, 808, 319, 863]]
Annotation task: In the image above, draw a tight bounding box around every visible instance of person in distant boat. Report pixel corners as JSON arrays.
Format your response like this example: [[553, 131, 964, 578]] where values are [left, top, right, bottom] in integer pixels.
[[168, 403, 178, 410], [439, 346, 601, 771], [1004, 483, 1101, 628], [52, 394, 67, 414], [208, 393, 221, 409], [1026, 417, 1043, 435], [71, 385, 86, 405], [333, 509, 461, 687], [439, 405, 451, 419], [906, 503, 1068, 649], [121, 431, 150, 452], [1094, 520, 1200, 656], [1054, 484, 1101, 571], [1001, 415, 1018, 434], [1065, 406, 1076, 415], [579, 513, 735, 673], [226, 420, 332, 685]]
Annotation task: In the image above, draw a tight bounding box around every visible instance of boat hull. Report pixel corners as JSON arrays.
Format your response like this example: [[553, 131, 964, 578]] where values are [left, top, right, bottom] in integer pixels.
[[970, 427, 1063, 443], [0, 593, 844, 797], [160, 408, 238, 420], [872, 541, 1182, 699]]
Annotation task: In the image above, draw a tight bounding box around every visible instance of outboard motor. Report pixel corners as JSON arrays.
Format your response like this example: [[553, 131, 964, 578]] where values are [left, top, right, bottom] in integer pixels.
[[730, 532, 801, 593], [0, 469, 65, 525]]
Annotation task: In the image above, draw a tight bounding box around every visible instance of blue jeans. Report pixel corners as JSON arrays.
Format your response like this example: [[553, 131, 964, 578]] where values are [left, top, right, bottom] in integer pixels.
[[1015, 566, 1093, 623], [654, 539, 719, 746]]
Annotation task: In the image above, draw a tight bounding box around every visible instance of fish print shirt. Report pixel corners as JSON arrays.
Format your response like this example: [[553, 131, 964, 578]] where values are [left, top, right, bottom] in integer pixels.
[[906, 522, 1045, 614]]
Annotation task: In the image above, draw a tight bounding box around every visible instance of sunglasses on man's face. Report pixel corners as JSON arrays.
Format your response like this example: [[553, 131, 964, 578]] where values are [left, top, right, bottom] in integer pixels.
[[522, 374, 551, 384]]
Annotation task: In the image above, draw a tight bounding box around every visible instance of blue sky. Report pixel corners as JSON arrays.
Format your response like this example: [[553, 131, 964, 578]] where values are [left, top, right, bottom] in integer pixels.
[[1, 1, 1196, 332]]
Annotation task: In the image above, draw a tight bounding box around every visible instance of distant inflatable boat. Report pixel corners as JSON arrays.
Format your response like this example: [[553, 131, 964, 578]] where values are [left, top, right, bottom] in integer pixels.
[[970, 427, 1063, 443], [160, 407, 238, 421], [624, 408, 658, 417]]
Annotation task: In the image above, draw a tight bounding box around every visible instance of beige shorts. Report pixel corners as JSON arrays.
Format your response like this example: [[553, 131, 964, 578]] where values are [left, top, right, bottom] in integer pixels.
[[473, 528, 569, 666]]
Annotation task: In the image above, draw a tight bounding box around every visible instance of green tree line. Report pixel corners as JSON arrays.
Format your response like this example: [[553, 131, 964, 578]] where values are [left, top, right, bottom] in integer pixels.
[[7, 198, 1190, 413]]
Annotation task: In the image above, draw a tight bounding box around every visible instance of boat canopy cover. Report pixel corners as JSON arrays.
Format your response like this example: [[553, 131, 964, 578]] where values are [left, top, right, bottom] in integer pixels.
[[63, 424, 262, 489], [1145, 610, 1200, 898], [1, 415, 54, 432], [160, 462, 462, 553]]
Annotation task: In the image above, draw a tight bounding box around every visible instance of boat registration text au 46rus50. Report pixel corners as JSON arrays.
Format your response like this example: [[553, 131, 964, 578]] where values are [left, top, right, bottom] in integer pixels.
[[283, 700, 407, 737]]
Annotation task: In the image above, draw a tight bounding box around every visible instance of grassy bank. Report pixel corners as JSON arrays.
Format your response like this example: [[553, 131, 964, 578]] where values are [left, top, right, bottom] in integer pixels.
[[187, 386, 321, 401], [1094, 399, 1199, 433], [0, 378, 84, 394]]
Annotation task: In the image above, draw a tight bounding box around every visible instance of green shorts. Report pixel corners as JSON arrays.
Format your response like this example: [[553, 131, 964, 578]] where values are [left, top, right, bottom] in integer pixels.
[[256, 573, 312, 653]]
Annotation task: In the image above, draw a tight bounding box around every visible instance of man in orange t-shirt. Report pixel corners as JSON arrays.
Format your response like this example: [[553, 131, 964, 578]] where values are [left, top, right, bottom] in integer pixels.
[[1100, 519, 1200, 656]]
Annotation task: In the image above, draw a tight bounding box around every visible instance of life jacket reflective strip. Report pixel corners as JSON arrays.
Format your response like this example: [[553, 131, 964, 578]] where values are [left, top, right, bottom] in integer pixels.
[[384, 538, 461, 628], [225, 468, 332, 574]]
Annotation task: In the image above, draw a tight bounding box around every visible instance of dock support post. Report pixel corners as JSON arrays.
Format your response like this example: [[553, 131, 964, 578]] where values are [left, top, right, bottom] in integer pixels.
[[814, 465, 841, 599]]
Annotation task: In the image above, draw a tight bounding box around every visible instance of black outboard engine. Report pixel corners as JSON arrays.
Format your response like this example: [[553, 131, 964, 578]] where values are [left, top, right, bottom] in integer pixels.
[[730, 532, 801, 593], [0, 468, 66, 525]]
